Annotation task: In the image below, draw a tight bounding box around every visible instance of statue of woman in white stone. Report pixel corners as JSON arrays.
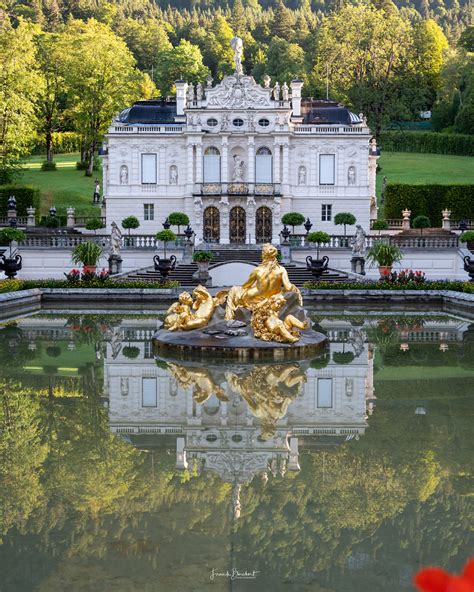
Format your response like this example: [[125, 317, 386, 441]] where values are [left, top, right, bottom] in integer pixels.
[[282, 82, 289, 101], [350, 225, 366, 257], [232, 155, 245, 182], [187, 83, 195, 102], [273, 82, 280, 101], [348, 166, 356, 185], [110, 221, 122, 256], [170, 165, 178, 185], [298, 166, 306, 186], [120, 165, 128, 185], [230, 36, 244, 75]]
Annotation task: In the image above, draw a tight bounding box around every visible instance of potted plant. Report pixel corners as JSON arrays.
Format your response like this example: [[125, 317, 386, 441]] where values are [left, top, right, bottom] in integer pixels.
[[193, 250, 214, 276], [306, 231, 330, 278], [0, 228, 26, 278], [461, 231, 474, 281], [372, 219, 389, 236], [168, 212, 190, 234], [71, 241, 103, 273], [154, 229, 177, 278], [412, 215, 431, 236], [334, 212, 356, 246], [281, 212, 306, 234], [122, 216, 140, 246], [366, 241, 402, 279]]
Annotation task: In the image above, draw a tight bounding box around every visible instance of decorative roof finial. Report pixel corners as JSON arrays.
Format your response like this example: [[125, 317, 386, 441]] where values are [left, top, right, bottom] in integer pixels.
[[230, 36, 244, 76]]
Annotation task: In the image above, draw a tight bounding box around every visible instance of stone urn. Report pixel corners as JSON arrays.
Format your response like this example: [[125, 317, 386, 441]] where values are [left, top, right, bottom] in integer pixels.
[[0, 254, 22, 279], [464, 255, 474, 282], [154, 254, 177, 279], [306, 255, 329, 279]]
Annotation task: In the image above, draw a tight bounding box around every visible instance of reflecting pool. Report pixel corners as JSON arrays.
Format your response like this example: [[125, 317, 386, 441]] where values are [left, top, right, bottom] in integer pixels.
[[0, 311, 473, 591]]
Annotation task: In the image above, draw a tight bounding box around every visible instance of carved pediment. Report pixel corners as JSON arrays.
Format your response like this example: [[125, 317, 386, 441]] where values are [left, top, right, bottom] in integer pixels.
[[206, 75, 272, 109]]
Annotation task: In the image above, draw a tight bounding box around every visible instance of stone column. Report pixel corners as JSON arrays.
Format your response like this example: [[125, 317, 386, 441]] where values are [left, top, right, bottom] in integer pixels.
[[66, 207, 75, 228], [196, 142, 203, 184], [310, 145, 317, 186], [273, 141, 281, 184], [282, 142, 290, 192], [221, 135, 228, 184], [26, 207, 36, 227], [368, 150, 379, 220], [247, 136, 255, 184], [186, 142, 194, 191]]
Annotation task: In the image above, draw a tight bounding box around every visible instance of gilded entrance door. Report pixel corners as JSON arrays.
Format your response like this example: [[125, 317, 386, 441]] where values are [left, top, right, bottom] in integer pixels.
[[255, 206, 272, 243], [229, 206, 246, 243], [203, 206, 220, 243]]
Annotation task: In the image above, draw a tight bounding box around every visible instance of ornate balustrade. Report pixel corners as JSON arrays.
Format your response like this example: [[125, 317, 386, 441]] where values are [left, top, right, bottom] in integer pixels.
[[75, 216, 106, 226], [197, 182, 281, 196], [391, 236, 459, 248], [0, 217, 28, 226], [293, 125, 365, 134], [371, 219, 474, 230], [19, 233, 187, 250], [110, 125, 183, 134], [281, 234, 376, 249]]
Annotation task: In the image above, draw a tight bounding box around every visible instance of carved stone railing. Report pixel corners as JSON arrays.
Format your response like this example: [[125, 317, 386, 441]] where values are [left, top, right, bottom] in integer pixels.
[[198, 182, 281, 196], [109, 125, 183, 134], [293, 125, 365, 134], [391, 236, 459, 248], [19, 233, 187, 250], [282, 234, 459, 249], [75, 216, 106, 227], [281, 234, 376, 249], [0, 217, 28, 226], [370, 219, 404, 229]]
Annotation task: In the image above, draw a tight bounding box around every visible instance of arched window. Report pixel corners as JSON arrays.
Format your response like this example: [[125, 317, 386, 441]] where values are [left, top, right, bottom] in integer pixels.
[[203, 146, 221, 183], [256, 146, 273, 183]]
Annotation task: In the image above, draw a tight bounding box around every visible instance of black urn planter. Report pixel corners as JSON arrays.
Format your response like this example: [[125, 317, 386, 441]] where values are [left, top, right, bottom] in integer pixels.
[[153, 254, 177, 278], [306, 255, 329, 279], [0, 254, 22, 279], [464, 255, 474, 282]]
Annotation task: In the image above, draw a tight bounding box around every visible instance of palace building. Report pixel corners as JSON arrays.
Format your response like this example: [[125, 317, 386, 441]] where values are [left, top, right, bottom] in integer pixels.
[[102, 39, 378, 244]]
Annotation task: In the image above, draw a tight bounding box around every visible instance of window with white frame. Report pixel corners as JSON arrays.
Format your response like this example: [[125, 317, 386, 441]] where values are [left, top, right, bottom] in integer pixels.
[[321, 204, 332, 222], [255, 146, 273, 183], [144, 203, 154, 221], [141, 153, 157, 184], [203, 146, 221, 183], [317, 378, 333, 408], [319, 154, 335, 185], [142, 377, 157, 407]]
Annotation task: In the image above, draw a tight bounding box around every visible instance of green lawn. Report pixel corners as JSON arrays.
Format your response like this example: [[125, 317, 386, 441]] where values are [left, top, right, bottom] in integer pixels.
[[18, 153, 102, 217], [376, 151, 474, 199]]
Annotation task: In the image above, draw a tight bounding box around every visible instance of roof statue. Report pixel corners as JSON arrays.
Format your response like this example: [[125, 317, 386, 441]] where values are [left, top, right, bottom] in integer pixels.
[[230, 36, 244, 75]]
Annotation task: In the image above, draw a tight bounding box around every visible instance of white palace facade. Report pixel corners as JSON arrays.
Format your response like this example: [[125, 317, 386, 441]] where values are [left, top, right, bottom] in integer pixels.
[[102, 40, 378, 244]]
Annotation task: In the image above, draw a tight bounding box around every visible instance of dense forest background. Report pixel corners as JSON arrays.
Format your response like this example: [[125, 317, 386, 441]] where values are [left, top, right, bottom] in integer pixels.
[[1, 0, 473, 177]]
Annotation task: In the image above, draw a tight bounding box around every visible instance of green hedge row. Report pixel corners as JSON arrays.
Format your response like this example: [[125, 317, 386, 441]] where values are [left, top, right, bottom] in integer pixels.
[[380, 131, 474, 156], [303, 280, 474, 293], [384, 184, 474, 224], [0, 185, 40, 217], [31, 132, 82, 155]]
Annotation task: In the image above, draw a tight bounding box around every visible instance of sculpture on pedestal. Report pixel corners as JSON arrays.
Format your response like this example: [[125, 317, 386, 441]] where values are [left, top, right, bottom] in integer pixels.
[[230, 36, 244, 75], [232, 155, 245, 182]]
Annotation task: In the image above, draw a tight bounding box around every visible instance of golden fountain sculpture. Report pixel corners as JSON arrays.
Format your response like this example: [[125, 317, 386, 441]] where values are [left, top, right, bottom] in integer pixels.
[[163, 244, 308, 344]]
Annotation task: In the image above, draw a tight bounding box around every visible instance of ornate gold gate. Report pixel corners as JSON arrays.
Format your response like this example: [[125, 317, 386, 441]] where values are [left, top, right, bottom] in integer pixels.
[[255, 206, 272, 243], [203, 206, 220, 243], [229, 206, 246, 244]]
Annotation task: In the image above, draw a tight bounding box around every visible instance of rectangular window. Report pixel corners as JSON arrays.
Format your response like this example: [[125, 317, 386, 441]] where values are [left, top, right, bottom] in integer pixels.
[[319, 154, 335, 185], [141, 153, 157, 184], [144, 342, 153, 359], [321, 204, 332, 222], [317, 378, 333, 408], [144, 204, 154, 221], [256, 155, 273, 183], [142, 378, 157, 407]]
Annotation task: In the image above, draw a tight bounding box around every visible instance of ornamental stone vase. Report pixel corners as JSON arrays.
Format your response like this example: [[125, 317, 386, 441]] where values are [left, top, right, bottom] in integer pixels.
[[306, 255, 329, 279], [154, 254, 177, 279], [0, 254, 22, 279]]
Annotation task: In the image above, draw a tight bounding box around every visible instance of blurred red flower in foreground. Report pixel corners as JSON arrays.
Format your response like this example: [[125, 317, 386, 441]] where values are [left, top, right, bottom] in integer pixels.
[[414, 559, 474, 592]]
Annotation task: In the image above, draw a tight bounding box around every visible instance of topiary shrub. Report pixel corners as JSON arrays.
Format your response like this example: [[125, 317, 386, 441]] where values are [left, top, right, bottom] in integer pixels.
[[121, 216, 140, 235], [334, 212, 356, 237], [372, 220, 389, 235], [193, 250, 214, 262], [412, 215, 431, 235], [155, 229, 177, 259], [122, 346, 140, 359], [39, 215, 60, 228], [46, 346, 61, 358], [307, 231, 330, 258], [85, 218, 105, 233], [168, 212, 189, 233], [333, 351, 355, 365], [281, 212, 305, 233]]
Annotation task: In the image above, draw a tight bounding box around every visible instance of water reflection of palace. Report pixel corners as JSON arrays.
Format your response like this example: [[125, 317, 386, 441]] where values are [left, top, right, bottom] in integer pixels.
[[104, 318, 379, 488]]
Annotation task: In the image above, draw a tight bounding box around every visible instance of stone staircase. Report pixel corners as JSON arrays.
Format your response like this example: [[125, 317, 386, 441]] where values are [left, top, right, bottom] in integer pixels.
[[125, 246, 349, 287]]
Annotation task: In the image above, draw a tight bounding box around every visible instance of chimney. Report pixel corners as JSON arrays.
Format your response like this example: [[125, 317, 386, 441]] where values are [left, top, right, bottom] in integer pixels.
[[175, 80, 188, 116], [290, 80, 303, 117]]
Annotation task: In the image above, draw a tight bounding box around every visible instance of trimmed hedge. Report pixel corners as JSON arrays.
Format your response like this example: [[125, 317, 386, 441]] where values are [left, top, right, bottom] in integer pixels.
[[384, 184, 474, 225], [0, 185, 40, 217], [32, 132, 82, 155], [303, 280, 474, 293], [0, 278, 180, 292], [380, 131, 474, 156]]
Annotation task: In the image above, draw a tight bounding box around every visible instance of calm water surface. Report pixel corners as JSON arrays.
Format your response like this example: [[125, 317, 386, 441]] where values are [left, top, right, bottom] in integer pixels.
[[0, 310, 472, 592]]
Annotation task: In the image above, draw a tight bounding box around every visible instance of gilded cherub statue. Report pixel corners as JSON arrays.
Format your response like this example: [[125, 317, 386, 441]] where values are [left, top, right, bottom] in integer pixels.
[[164, 285, 225, 331], [251, 294, 308, 343], [225, 243, 302, 320], [167, 362, 228, 404]]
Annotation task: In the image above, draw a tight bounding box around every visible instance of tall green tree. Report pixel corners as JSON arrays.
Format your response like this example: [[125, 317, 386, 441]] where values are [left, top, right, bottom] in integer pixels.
[[265, 38, 306, 83], [272, 0, 294, 41], [61, 19, 142, 176], [0, 18, 43, 183], [155, 39, 210, 97]]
